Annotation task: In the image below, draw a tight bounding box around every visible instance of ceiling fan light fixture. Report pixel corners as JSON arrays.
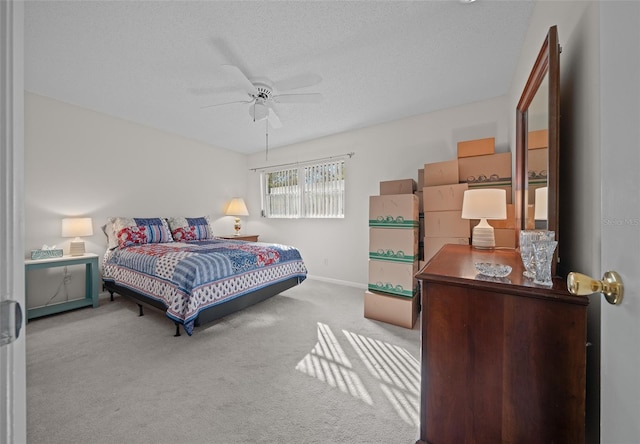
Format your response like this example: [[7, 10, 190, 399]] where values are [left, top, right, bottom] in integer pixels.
[[249, 101, 268, 122], [205, 64, 322, 129]]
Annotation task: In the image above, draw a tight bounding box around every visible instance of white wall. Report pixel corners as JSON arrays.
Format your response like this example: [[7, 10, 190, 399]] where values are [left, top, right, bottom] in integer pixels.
[[509, 2, 601, 442], [24, 93, 510, 300], [246, 96, 510, 286], [24, 92, 248, 307]]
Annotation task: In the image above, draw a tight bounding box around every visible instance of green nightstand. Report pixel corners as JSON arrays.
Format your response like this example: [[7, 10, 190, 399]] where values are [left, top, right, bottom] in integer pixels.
[[25, 253, 99, 320]]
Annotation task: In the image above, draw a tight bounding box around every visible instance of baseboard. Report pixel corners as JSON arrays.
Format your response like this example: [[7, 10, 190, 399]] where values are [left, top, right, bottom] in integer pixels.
[[306, 274, 367, 290]]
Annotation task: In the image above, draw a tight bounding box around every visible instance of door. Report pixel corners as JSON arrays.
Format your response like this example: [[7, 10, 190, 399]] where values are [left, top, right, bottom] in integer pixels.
[[1, 1, 26, 443], [599, 2, 640, 443]]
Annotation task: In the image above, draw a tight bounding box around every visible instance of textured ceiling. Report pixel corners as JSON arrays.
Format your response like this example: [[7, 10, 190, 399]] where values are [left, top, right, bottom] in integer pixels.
[[25, 0, 535, 154]]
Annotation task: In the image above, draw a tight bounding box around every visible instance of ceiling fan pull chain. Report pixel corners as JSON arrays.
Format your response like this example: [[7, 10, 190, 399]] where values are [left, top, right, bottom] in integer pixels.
[[265, 119, 269, 160]]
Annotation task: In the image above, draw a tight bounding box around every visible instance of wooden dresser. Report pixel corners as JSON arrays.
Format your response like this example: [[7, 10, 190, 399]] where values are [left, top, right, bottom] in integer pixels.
[[415, 244, 588, 444]]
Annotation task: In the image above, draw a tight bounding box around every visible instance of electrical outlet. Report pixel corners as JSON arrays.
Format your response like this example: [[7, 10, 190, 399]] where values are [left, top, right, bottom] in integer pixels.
[[323, 258, 329, 266]]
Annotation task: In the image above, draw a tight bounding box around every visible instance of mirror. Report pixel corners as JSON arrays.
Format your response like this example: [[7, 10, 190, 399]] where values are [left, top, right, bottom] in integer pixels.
[[515, 26, 560, 271]]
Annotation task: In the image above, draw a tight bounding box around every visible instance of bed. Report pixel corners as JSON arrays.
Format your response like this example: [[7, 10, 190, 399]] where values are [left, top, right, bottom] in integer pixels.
[[101, 216, 307, 336]]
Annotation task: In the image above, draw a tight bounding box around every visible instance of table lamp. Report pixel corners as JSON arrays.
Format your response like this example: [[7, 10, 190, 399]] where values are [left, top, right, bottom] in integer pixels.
[[224, 198, 249, 235], [62, 217, 93, 256], [461, 189, 507, 249]]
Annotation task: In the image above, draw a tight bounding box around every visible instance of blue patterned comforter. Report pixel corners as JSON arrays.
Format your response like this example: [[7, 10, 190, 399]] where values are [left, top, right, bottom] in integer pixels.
[[103, 239, 307, 334]]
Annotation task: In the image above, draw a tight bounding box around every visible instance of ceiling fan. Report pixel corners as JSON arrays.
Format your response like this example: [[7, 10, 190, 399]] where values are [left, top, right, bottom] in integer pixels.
[[201, 65, 323, 129]]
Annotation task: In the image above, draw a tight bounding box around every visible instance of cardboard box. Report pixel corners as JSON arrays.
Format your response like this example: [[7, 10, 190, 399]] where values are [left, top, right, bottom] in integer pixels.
[[528, 129, 548, 150], [369, 228, 419, 263], [368, 260, 418, 298], [527, 148, 548, 188], [424, 236, 469, 262], [457, 137, 495, 158], [380, 179, 416, 195], [470, 204, 515, 229], [458, 152, 512, 186], [501, 203, 516, 229], [424, 210, 470, 238], [494, 228, 516, 248], [417, 168, 424, 189], [526, 204, 536, 230], [424, 159, 459, 187], [422, 183, 468, 212], [364, 290, 419, 329], [369, 194, 419, 229]]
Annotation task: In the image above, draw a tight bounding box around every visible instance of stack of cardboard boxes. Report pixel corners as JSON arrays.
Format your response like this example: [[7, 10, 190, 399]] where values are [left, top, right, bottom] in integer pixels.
[[365, 179, 420, 329], [418, 137, 515, 264], [527, 129, 548, 229], [457, 137, 515, 248], [421, 159, 470, 263], [365, 137, 516, 328]]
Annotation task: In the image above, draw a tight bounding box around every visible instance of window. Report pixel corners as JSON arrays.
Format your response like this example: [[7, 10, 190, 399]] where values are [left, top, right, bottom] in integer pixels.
[[262, 159, 345, 218]]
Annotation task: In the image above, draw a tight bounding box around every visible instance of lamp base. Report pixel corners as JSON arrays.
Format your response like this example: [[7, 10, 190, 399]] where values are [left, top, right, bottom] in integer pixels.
[[471, 219, 495, 249], [233, 217, 242, 235], [69, 240, 85, 256]]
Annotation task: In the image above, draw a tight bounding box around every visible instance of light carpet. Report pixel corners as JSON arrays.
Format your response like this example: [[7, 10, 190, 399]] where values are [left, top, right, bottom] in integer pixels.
[[26, 279, 421, 444]]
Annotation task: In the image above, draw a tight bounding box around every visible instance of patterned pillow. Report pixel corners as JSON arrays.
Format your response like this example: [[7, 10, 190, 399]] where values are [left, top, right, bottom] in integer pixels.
[[113, 217, 173, 248], [167, 216, 214, 241], [101, 218, 119, 250]]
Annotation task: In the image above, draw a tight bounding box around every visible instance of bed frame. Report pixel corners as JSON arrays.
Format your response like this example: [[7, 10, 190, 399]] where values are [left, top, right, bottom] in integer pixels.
[[104, 277, 301, 336]]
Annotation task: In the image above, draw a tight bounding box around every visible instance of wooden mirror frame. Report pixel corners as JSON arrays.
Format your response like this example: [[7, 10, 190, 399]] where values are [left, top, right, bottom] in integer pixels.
[[515, 26, 560, 274]]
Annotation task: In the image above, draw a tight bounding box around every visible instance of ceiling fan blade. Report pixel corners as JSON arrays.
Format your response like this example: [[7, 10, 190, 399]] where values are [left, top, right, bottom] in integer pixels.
[[273, 93, 323, 104], [201, 99, 253, 109], [221, 64, 257, 94], [268, 107, 283, 129], [274, 73, 322, 92]]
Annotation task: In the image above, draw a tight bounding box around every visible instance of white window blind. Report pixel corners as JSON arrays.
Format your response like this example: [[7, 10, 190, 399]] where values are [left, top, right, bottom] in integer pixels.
[[262, 160, 345, 218]]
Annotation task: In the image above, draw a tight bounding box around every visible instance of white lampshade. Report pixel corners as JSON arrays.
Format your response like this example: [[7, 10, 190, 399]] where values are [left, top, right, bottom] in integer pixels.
[[225, 198, 249, 216], [62, 217, 93, 256], [461, 189, 507, 221], [534, 186, 548, 220], [461, 189, 507, 249], [61, 217, 93, 238]]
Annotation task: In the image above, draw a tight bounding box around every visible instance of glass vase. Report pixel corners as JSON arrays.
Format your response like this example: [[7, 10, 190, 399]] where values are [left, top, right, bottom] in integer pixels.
[[532, 240, 558, 286], [519, 230, 555, 279]]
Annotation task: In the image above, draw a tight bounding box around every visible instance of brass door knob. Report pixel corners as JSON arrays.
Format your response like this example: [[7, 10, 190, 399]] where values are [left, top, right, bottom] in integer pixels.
[[567, 271, 624, 305]]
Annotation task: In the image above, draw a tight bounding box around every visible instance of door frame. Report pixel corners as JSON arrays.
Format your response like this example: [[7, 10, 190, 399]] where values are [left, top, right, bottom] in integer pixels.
[[1, 1, 26, 443]]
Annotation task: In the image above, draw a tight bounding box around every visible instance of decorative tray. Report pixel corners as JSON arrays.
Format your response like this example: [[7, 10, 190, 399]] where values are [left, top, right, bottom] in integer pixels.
[[474, 262, 512, 278]]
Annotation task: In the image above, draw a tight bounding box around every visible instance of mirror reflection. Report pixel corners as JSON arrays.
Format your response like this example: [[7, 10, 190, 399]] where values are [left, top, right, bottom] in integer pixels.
[[516, 25, 559, 275], [526, 74, 549, 229]]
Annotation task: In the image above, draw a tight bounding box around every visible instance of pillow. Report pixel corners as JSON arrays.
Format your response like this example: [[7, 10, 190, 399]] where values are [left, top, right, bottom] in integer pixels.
[[167, 216, 214, 241], [113, 217, 173, 248], [101, 218, 119, 250]]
